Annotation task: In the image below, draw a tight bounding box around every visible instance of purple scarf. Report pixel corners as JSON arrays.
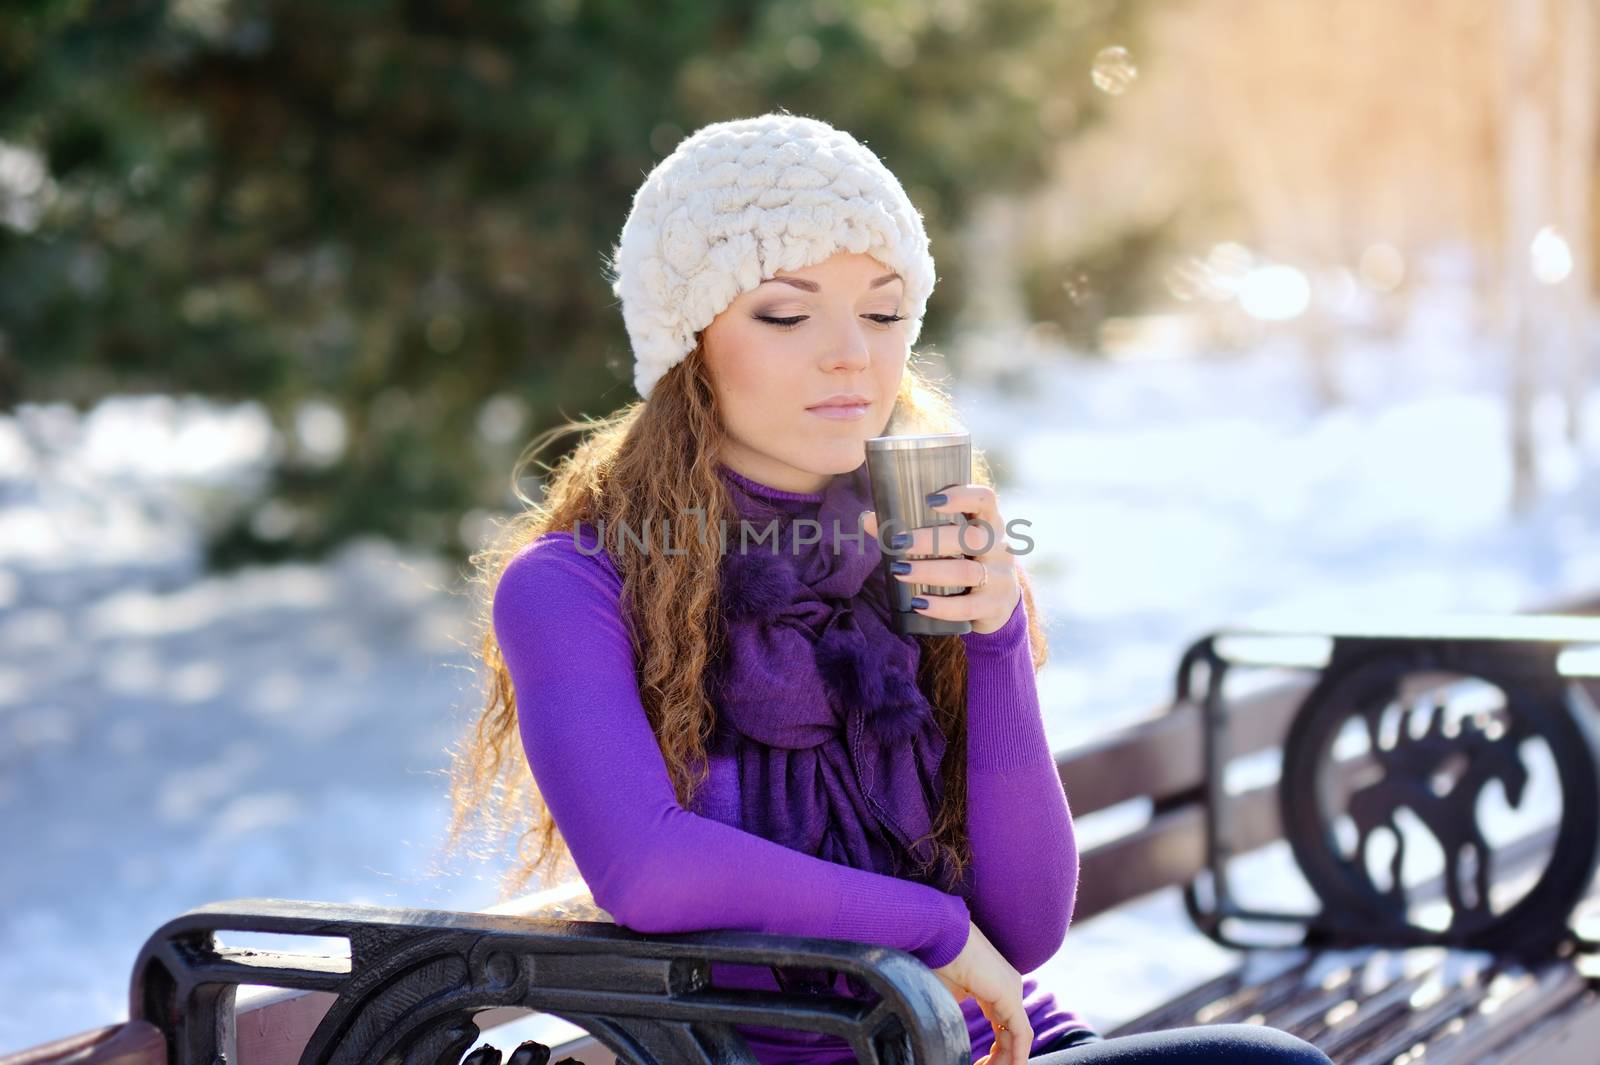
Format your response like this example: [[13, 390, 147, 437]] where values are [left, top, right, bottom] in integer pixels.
[[707, 461, 958, 892]]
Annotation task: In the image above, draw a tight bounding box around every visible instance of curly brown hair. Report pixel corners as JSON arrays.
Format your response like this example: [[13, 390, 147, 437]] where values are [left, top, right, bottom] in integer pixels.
[[441, 339, 1050, 904]]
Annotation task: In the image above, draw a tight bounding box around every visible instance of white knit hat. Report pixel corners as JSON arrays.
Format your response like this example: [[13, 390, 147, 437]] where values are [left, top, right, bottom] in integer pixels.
[[605, 111, 937, 400]]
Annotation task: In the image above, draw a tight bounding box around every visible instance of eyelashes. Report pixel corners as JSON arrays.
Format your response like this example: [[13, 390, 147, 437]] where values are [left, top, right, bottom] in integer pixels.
[[755, 314, 909, 332]]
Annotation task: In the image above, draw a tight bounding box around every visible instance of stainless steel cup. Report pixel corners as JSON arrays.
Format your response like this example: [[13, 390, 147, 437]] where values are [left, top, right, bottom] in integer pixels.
[[864, 432, 974, 636]]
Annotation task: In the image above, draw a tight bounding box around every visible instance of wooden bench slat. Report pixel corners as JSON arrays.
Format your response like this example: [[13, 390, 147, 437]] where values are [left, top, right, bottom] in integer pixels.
[[0, 1022, 166, 1065], [1298, 954, 1470, 1059], [1074, 779, 1283, 922], [1491, 982, 1600, 1065], [1195, 954, 1322, 1026], [1360, 958, 1591, 1065], [1056, 682, 1310, 818]]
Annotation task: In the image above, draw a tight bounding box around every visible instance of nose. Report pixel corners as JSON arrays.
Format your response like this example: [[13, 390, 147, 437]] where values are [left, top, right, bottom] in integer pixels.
[[820, 318, 873, 374]]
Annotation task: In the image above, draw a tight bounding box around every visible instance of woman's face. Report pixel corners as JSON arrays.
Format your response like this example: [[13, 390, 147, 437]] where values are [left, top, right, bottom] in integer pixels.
[[701, 250, 910, 494]]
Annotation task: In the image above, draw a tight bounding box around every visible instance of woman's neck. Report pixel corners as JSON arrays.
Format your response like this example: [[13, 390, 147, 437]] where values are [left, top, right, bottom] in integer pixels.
[[717, 462, 828, 502]]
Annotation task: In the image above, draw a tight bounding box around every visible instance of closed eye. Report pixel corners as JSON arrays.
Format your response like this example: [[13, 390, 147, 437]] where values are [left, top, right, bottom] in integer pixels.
[[755, 314, 908, 332]]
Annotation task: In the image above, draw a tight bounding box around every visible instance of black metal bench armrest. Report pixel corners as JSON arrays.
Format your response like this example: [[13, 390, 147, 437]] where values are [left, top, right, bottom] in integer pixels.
[[130, 897, 969, 1065]]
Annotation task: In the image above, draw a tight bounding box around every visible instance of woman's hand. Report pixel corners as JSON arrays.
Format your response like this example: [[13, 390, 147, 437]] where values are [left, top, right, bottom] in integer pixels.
[[930, 919, 1033, 1065], [861, 483, 1021, 634]]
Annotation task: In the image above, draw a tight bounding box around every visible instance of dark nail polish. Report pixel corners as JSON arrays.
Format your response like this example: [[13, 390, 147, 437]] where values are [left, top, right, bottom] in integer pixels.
[[889, 532, 912, 548], [925, 492, 947, 506], [911, 596, 929, 610], [890, 560, 912, 574]]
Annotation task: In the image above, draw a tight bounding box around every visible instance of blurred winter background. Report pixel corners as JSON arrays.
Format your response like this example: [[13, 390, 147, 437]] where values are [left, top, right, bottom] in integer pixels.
[[4, 0, 1600, 1054]]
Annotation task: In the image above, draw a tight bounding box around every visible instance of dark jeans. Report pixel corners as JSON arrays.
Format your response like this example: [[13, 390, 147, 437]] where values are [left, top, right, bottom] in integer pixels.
[[1027, 1023, 1334, 1064]]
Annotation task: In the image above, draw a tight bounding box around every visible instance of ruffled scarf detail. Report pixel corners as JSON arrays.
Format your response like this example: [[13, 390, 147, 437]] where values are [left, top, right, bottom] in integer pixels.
[[707, 461, 957, 891]]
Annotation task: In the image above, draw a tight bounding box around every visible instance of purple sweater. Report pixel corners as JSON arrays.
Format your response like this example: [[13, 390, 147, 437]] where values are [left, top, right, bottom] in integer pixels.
[[492, 476, 1086, 1062]]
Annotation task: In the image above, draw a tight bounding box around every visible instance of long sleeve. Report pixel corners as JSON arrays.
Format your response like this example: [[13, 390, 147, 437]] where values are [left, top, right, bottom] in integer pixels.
[[493, 532, 973, 969], [957, 585, 1079, 974]]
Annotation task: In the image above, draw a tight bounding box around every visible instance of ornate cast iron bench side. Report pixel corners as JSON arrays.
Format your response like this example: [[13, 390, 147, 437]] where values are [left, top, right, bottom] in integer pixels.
[[1096, 602, 1600, 1064], [126, 894, 968, 1065]]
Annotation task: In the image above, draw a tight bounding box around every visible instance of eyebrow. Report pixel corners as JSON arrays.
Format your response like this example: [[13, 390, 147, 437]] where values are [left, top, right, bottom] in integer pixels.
[[757, 271, 903, 293]]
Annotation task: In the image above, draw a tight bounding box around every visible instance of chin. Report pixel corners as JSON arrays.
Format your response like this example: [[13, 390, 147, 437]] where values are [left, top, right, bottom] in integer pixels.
[[812, 439, 868, 474]]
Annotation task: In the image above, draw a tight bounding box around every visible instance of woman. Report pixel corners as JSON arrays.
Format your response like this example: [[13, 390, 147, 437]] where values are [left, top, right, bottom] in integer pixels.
[[449, 112, 1332, 1065]]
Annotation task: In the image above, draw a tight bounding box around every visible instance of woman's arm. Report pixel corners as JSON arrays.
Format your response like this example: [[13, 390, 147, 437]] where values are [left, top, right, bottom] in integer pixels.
[[493, 533, 973, 968], [957, 585, 1079, 974]]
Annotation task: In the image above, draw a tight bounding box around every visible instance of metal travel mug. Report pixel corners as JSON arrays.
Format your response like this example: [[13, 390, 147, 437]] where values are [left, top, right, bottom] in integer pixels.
[[864, 431, 974, 636]]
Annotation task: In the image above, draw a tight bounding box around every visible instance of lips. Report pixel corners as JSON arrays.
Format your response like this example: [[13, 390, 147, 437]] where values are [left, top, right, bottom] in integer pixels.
[[807, 394, 871, 410], [806, 402, 870, 421]]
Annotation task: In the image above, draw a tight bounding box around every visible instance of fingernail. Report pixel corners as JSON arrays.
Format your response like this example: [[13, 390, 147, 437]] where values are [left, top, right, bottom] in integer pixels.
[[911, 596, 928, 610], [926, 492, 948, 506], [889, 532, 912, 548], [890, 560, 912, 574]]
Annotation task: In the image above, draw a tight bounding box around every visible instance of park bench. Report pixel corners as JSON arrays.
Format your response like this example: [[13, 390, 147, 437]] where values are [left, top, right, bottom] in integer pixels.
[[9, 591, 1600, 1065]]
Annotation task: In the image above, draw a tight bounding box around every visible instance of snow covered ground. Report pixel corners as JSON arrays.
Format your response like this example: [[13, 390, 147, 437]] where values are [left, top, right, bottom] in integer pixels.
[[3, 297, 1599, 1053]]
